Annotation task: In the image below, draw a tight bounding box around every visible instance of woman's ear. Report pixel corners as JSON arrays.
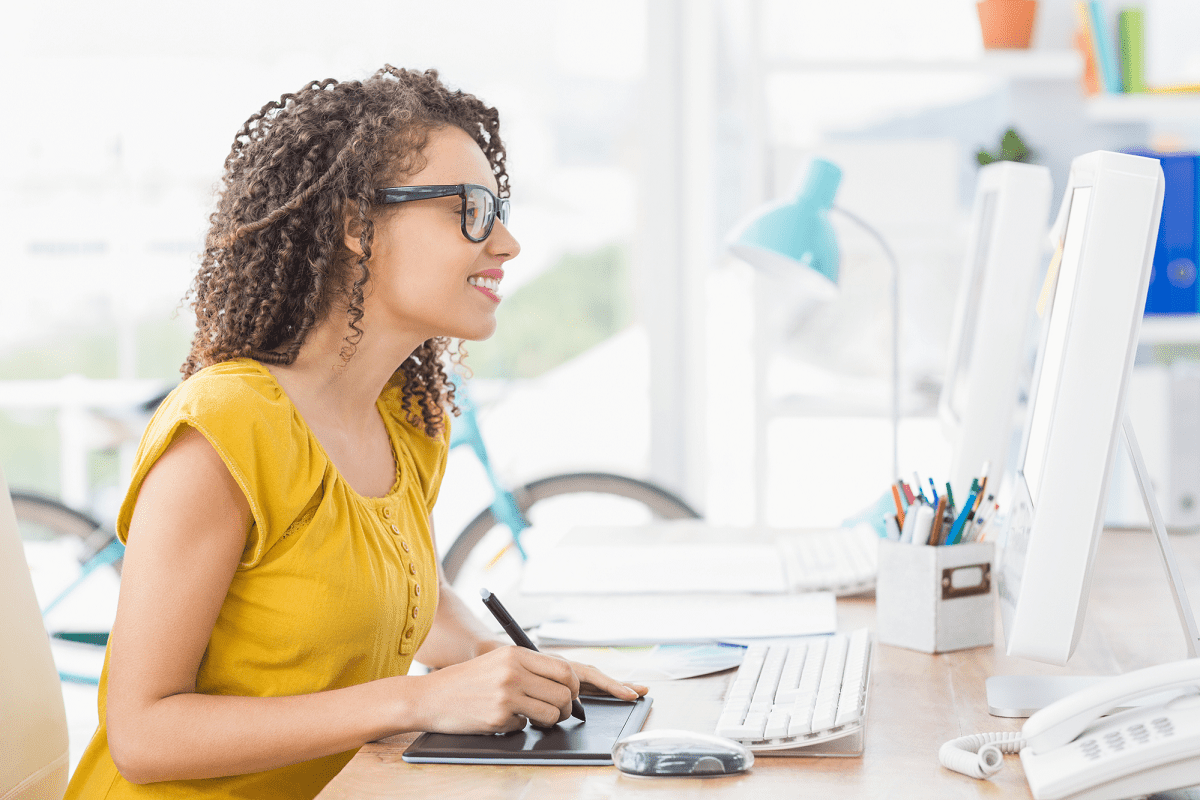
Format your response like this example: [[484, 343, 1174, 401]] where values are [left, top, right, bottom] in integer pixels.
[[343, 204, 367, 257]]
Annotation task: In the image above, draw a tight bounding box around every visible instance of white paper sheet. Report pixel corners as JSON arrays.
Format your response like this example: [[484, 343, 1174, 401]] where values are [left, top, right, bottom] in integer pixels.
[[534, 592, 837, 646], [520, 543, 789, 594]]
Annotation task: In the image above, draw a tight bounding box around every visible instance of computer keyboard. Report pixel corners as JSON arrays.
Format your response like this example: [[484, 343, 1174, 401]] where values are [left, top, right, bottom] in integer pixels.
[[715, 628, 873, 754], [777, 526, 879, 595]]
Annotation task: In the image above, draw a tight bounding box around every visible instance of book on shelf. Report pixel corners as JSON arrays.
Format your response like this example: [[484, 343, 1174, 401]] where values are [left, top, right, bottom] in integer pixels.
[[1087, 0, 1124, 93], [1073, 2, 1102, 95], [1125, 149, 1199, 315], [1118, 7, 1147, 93]]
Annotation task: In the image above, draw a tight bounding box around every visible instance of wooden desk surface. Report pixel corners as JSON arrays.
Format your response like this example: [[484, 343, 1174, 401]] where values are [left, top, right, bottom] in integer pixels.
[[318, 530, 1200, 799]]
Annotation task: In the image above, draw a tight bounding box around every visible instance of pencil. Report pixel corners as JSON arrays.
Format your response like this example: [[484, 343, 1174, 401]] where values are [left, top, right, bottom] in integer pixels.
[[928, 495, 948, 545]]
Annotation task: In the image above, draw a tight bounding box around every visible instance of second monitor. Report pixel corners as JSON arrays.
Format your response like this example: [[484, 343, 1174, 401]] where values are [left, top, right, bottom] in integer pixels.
[[940, 160, 1052, 504]]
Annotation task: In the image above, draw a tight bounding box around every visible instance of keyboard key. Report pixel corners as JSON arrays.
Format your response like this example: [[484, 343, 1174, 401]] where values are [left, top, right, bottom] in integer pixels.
[[810, 702, 836, 732], [765, 710, 790, 739]]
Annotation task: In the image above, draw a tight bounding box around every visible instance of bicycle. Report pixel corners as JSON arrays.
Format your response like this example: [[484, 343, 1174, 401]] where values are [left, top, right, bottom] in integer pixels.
[[14, 375, 702, 679], [440, 377, 702, 594]]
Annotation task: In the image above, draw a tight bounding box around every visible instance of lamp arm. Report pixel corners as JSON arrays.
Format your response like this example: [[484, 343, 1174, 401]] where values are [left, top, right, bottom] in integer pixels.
[[831, 206, 901, 481]]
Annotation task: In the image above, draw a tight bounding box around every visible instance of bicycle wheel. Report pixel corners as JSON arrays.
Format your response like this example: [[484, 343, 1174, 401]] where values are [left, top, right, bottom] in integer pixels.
[[442, 472, 701, 593], [12, 491, 121, 574], [14, 492, 121, 671]]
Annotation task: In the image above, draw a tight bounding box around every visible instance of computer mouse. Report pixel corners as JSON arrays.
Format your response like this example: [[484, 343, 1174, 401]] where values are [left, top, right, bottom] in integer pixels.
[[612, 729, 754, 777]]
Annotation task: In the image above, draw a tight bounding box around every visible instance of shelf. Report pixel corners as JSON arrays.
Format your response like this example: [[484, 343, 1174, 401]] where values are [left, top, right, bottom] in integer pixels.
[[762, 50, 1081, 80], [1140, 315, 1200, 345], [1086, 93, 1200, 124]]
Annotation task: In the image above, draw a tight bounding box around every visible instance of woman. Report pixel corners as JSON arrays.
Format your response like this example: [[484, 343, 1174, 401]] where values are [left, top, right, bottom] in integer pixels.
[[65, 65, 646, 799]]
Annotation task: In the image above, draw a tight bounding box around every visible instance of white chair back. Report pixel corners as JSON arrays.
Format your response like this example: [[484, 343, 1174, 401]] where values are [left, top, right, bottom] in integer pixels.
[[0, 466, 68, 800]]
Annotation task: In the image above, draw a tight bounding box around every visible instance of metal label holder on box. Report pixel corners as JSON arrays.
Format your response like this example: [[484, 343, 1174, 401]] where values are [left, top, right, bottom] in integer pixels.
[[875, 539, 994, 654]]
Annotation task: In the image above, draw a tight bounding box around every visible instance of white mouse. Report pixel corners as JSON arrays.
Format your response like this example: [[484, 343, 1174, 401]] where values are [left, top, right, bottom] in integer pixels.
[[612, 729, 754, 777]]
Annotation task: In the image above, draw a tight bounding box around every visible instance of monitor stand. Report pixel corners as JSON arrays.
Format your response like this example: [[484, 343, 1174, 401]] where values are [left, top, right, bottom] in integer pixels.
[[986, 413, 1200, 717]]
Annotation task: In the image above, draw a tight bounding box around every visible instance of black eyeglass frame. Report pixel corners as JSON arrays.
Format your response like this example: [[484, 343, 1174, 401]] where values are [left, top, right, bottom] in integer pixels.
[[375, 183, 511, 242]]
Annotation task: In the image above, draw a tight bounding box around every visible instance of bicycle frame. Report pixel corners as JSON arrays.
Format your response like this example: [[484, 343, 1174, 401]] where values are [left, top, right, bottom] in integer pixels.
[[447, 376, 531, 559]]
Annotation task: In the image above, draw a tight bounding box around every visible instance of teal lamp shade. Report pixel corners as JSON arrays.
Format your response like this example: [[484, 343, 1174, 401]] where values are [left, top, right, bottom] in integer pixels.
[[728, 158, 843, 301]]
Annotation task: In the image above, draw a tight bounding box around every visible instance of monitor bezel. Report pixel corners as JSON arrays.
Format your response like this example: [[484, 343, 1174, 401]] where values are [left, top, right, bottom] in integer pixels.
[[998, 151, 1165, 667]]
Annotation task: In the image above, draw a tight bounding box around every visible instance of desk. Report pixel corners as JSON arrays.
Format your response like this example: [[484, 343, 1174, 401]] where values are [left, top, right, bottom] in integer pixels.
[[318, 530, 1200, 799]]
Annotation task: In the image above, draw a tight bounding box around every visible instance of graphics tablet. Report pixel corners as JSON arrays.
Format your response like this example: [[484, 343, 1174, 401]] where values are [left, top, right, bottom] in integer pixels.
[[401, 695, 653, 765]]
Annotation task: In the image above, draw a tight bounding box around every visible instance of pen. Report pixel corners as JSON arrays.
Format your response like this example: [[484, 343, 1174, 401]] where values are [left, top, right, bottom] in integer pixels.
[[944, 482, 956, 515], [480, 588, 586, 722], [947, 481, 980, 545], [928, 478, 939, 505], [913, 472, 929, 504], [975, 502, 1000, 542], [972, 466, 990, 516], [966, 495, 996, 542]]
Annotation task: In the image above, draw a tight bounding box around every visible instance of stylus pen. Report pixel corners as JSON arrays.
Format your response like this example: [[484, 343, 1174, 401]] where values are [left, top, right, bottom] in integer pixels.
[[480, 588, 586, 722]]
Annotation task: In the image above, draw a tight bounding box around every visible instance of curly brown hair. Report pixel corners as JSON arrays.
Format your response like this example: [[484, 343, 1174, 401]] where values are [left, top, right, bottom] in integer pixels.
[[183, 65, 508, 437]]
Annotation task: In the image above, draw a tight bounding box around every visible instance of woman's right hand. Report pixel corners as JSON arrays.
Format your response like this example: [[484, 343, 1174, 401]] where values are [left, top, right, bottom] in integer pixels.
[[411, 645, 581, 733]]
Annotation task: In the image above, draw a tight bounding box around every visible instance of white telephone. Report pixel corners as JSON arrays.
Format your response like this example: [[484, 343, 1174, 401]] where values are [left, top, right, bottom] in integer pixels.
[[941, 659, 1200, 800]]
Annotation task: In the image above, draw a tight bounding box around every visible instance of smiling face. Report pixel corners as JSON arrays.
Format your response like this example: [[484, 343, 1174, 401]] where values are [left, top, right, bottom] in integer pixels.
[[357, 125, 520, 345]]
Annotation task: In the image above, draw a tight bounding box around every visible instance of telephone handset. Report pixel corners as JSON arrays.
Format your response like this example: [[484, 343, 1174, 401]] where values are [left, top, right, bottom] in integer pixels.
[[940, 658, 1200, 800]]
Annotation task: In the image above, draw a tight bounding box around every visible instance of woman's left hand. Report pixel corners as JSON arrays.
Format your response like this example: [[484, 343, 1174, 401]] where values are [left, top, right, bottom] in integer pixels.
[[564, 660, 649, 700]]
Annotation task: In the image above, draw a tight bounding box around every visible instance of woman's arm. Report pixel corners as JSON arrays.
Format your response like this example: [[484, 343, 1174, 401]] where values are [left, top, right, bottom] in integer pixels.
[[414, 527, 649, 701], [104, 428, 595, 784]]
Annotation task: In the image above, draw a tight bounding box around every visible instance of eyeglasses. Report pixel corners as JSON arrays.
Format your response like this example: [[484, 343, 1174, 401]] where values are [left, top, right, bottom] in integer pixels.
[[375, 183, 511, 242]]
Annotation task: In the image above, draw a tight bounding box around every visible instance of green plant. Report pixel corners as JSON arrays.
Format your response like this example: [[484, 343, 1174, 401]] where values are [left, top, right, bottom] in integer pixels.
[[976, 127, 1034, 166]]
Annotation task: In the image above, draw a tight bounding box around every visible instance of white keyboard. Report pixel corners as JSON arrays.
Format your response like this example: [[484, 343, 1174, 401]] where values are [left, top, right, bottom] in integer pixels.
[[777, 526, 878, 595], [716, 629, 873, 754]]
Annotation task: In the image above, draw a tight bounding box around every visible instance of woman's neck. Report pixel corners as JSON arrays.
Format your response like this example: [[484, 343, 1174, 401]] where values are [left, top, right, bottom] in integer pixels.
[[266, 316, 424, 426]]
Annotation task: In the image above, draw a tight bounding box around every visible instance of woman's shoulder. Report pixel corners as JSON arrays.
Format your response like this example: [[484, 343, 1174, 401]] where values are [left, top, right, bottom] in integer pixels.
[[166, 358, 285, 416], [147, 358, 307, 467], [121, 358, 328, 562]]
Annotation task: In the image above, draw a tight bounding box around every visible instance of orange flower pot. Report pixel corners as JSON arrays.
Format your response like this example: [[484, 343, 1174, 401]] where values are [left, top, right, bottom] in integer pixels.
[[977, 0, 1038, 49]]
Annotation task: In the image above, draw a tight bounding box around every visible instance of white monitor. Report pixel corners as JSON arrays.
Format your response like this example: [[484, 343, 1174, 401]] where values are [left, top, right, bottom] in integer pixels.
[[996, 151, 1164, 675], [940, 161, 1053, 503]]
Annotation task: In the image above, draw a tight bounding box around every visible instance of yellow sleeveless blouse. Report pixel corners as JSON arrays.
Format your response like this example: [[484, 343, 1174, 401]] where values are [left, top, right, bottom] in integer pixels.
[[64, 358, 447, 799]]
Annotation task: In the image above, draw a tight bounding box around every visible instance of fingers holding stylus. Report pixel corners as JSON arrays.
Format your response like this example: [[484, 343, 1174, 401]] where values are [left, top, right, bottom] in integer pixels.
[[417, 646, 580, 733]]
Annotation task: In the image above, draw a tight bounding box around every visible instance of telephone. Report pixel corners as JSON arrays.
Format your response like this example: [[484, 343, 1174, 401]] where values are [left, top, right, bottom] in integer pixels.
[[940, 658, 1200, 800]]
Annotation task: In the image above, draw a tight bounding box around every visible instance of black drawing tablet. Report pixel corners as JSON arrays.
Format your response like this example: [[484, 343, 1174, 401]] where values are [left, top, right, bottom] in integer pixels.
[[401, 695, 653, 765]]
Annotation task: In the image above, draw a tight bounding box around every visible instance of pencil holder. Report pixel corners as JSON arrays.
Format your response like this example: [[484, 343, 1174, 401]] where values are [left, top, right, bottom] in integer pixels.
[[874, 540, 994, 653]]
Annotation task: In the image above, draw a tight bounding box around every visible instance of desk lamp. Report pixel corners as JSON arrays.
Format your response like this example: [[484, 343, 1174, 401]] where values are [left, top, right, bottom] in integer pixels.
[[728, 157, 901, 481]]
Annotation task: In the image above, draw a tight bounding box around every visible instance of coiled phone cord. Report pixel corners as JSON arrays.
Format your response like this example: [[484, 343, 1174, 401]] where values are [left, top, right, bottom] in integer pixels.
[[939, 732, 1025, 778]]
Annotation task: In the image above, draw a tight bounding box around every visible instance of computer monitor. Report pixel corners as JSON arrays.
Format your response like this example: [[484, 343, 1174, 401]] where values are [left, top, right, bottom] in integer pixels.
[[939, 161, 1052, 503], [993, 151, 1165, 702]]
